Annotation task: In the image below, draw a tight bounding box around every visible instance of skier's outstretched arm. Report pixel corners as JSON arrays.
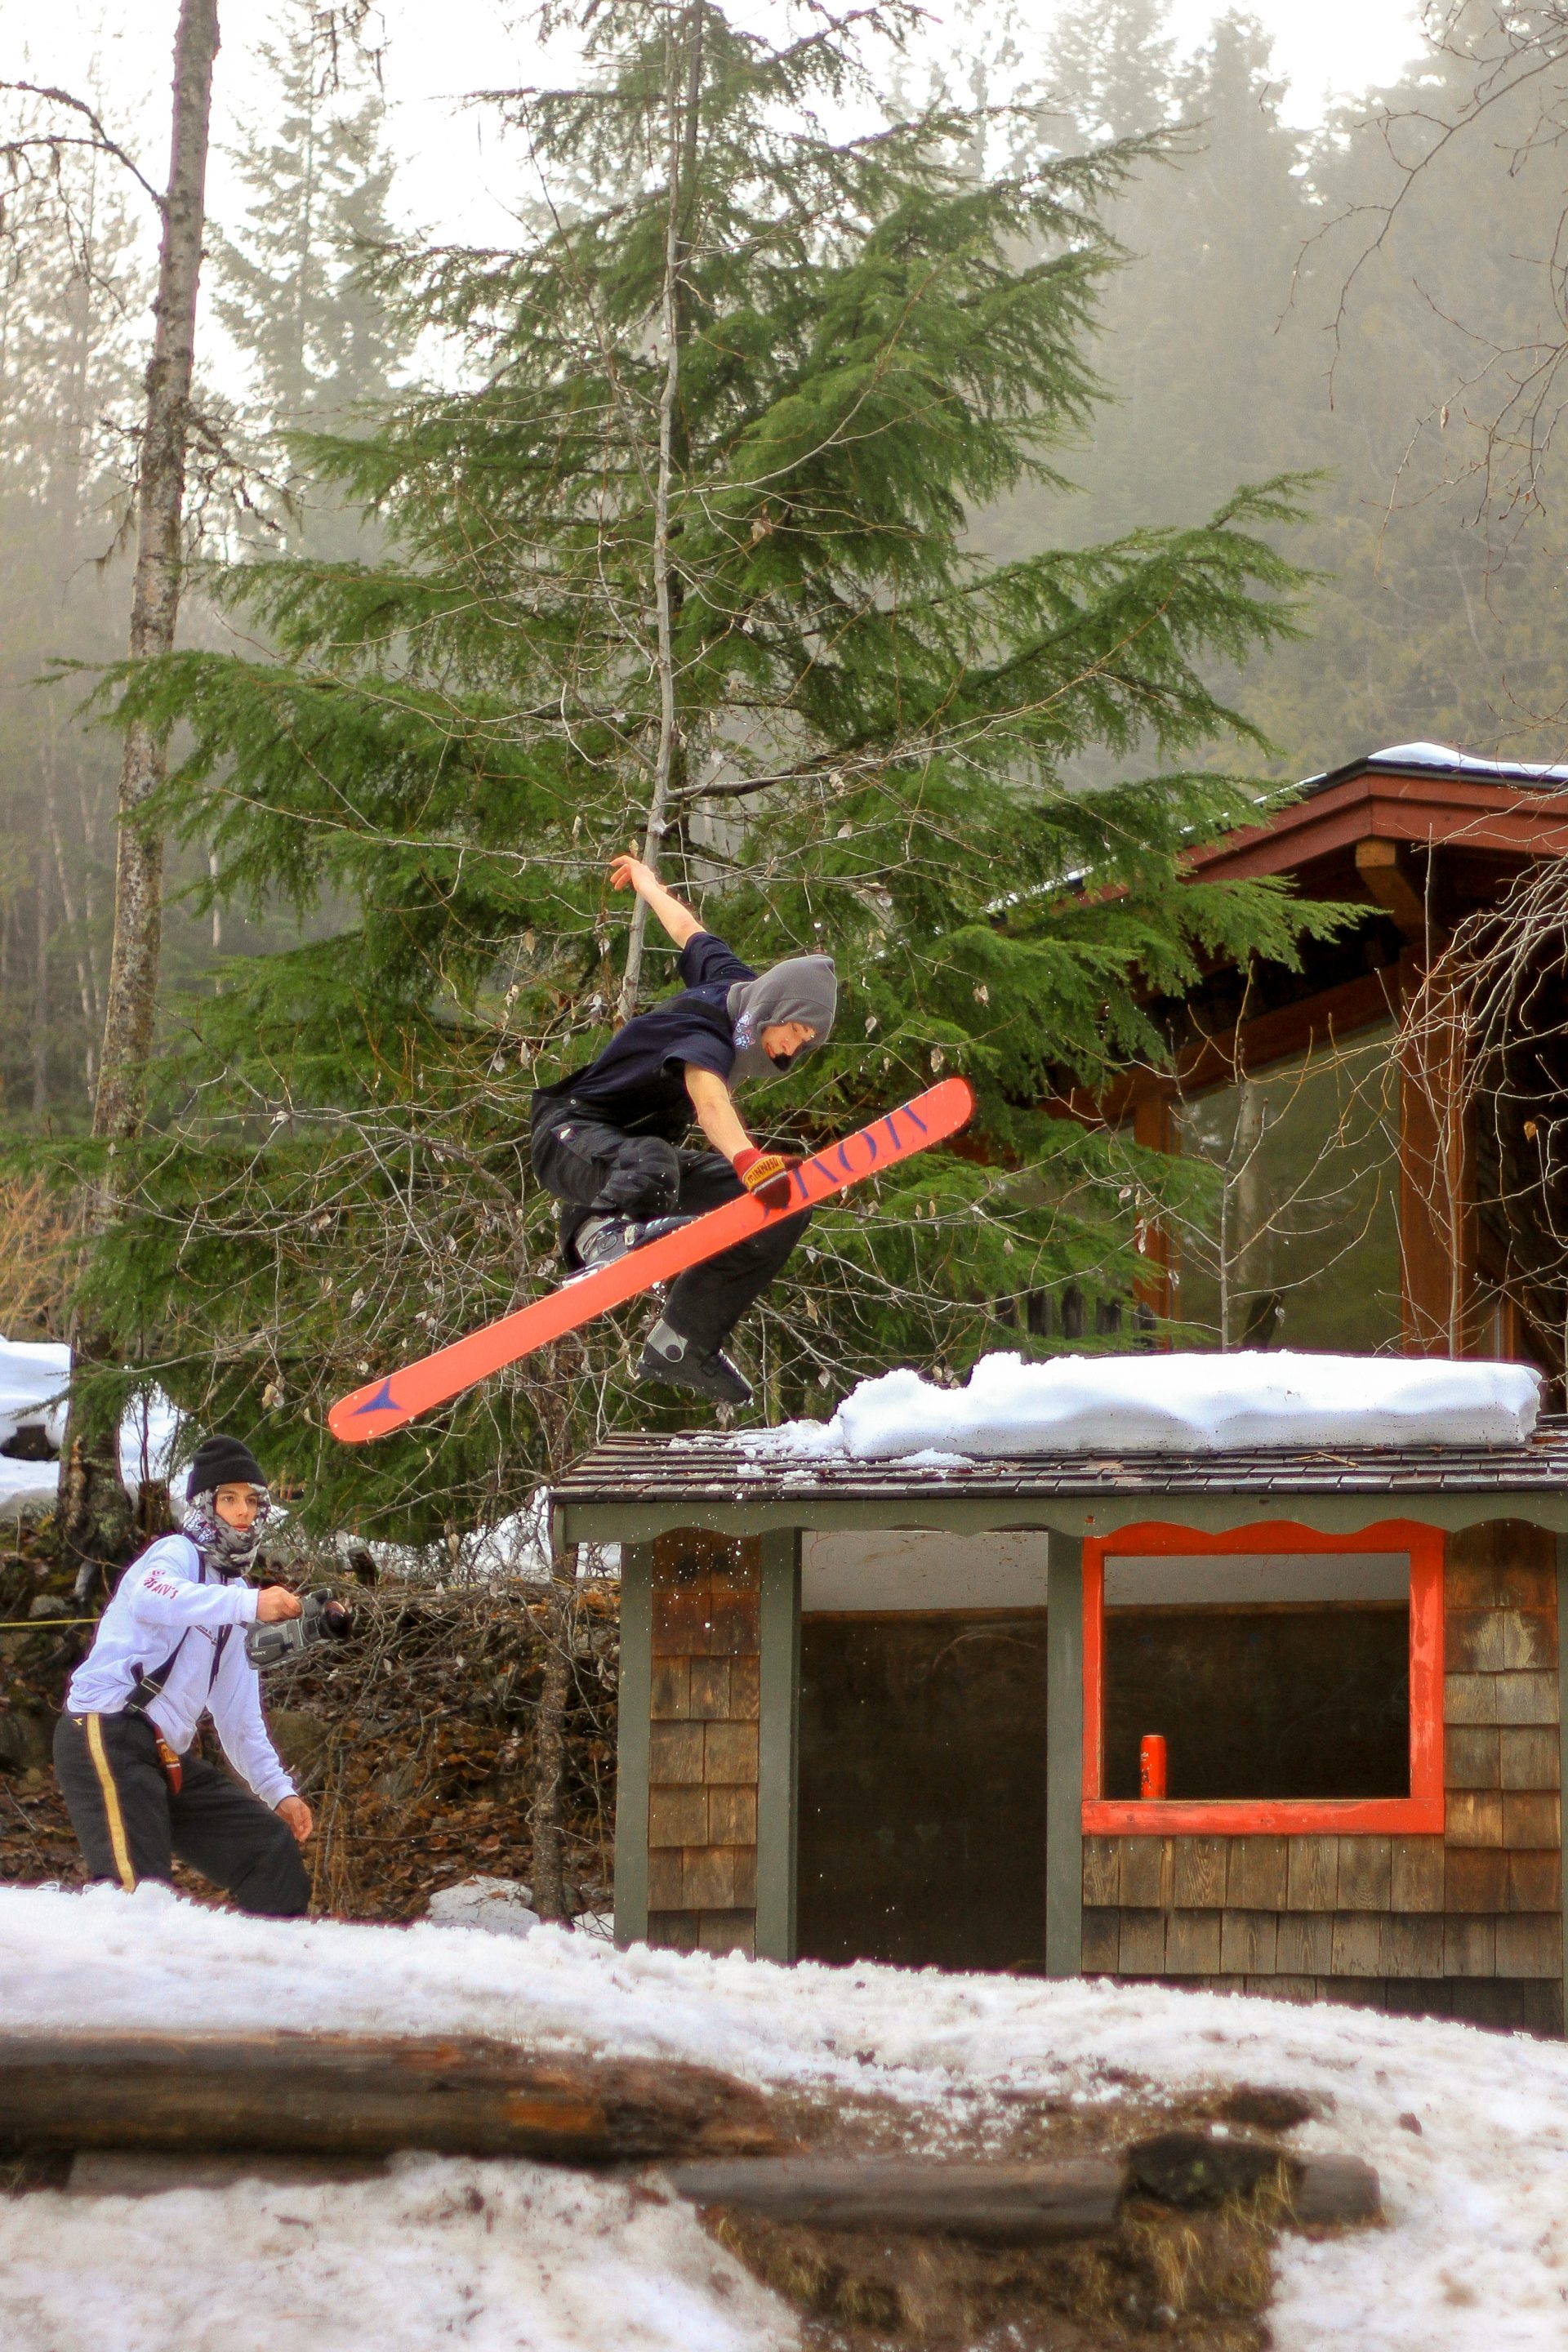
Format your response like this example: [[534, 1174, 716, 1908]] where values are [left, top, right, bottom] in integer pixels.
[[609, 846, 705, 950], [684, 1065, 794, 1198], [684, 1063, 751, 1160]]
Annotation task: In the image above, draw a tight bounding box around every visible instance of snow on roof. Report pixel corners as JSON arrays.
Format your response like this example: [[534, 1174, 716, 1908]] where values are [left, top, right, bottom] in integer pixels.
[[1370, 740, 1568, 782], [1302, 740, 1568, 792], [746, 1352, 1543, 1463]]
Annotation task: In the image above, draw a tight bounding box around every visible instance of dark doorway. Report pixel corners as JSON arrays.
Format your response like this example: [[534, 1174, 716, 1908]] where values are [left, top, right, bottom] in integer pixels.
[[797, 1611, 1048, 1971]]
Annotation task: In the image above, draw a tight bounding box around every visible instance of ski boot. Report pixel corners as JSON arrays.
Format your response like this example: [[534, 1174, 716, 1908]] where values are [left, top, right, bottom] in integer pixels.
[[570, 1214, 692, 1279], [636, 1317, 753, 1407]]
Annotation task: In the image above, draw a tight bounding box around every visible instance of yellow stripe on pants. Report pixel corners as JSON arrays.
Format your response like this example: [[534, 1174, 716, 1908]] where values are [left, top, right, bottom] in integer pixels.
[[82, 1713, 136, 1891]]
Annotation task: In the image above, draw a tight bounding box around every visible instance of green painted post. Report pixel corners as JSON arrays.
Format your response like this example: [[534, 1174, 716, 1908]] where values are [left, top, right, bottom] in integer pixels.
[[755, 1526, 801, 1963], [614, 1541, 653, 1948], [1046, 1531, 1085, 1979], [1557, 1534, 1568, 2039]]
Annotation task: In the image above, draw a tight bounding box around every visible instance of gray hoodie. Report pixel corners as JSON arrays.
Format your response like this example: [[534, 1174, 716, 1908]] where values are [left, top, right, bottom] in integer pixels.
[[726, 955, 838, 1084]]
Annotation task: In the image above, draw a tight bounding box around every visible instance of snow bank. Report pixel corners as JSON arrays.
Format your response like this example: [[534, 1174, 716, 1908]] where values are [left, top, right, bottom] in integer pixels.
[[6, 2135, 789, 2352], [0, 1338, 179, 1518], [2, 1884, 1567, 2350], [753, 1351, 1543, 1463], [0, 1338, 69, 1453]]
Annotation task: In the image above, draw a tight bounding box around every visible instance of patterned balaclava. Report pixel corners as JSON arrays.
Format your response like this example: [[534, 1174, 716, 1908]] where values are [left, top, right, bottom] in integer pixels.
[[184, 1487, 272, 1575]]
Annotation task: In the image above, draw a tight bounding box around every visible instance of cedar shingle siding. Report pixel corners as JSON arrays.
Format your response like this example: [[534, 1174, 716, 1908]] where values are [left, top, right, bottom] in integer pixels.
[[1081, 1520, 1562, 2033], [644, 1530, 761, 1956]]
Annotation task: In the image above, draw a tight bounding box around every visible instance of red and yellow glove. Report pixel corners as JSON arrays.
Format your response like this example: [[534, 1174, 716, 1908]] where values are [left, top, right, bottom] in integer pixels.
[[733, 1147, 797, 1208]]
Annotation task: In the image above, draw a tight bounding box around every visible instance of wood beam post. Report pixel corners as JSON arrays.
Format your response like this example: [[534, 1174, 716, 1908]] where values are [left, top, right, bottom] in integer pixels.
[[1355, 837, 1428, 938], [755, 1527, 801, 1962], [1046, 1532, 1085, 1978], [1399, 948, 1472, 1356], [613, 1541, 653, 1948]]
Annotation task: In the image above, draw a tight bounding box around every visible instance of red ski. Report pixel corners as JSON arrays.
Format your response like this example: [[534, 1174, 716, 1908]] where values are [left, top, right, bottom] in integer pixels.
[[329, 1076, 974, 1443]]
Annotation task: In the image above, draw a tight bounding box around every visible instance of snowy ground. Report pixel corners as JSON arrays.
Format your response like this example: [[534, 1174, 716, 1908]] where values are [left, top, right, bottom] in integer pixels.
[[2, 1887, 1567, 2350]]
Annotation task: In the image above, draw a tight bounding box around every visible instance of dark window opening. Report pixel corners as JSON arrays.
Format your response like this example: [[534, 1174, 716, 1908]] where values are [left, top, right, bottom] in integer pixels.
[[798, 1612, 1047, 1971], [1102, 1552, 1410, 1802]]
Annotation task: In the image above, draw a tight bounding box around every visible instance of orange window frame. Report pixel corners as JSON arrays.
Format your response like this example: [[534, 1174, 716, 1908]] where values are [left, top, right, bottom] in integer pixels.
[[1080, 1517, 1446, 1836]]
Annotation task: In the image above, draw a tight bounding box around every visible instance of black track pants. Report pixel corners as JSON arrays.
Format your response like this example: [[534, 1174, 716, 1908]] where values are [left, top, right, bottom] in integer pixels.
[[529, 1097, 810, 1356], [54, 1710, 310, 1917]]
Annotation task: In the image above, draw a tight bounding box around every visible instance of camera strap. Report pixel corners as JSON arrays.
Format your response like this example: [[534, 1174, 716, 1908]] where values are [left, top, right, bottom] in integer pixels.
[[125, 1633, 189, 1719], [122, 1549, 241, 1794], [122, 1636, 190, 1794]]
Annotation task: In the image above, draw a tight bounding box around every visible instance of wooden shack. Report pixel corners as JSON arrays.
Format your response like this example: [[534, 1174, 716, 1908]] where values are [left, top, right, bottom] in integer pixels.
[[551, 1426, 1568, 2034]]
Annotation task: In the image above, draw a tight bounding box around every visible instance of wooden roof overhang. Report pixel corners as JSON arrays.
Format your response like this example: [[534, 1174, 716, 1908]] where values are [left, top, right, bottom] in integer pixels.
[[1188, 751, 1568, 902], [551, 1424, 1568, 1548], [1069, 755, 1568, 1125]]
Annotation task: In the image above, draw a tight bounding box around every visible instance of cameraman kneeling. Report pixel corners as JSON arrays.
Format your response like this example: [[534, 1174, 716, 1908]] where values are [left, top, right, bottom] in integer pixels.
[[55, 1434, 312, 1917]]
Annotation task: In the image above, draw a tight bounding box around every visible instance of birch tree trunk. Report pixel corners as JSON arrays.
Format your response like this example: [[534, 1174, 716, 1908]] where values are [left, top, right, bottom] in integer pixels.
[[31, 845, 48, 1117], [94, 0, 220, 1144], [64, 0, 220, 1588], [616, 6, 702, 1022]]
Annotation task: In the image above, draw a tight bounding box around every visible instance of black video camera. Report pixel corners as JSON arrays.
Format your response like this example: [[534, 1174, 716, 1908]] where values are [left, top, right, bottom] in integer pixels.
[[244, 1590, 355, 1672]]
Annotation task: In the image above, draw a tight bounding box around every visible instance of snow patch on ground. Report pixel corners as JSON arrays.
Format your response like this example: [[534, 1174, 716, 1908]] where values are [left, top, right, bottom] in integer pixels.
[[0, 1340, 180, 1517], [743, 1351, 1543, 1462], [3, 2145, 789, 2352], [425, 1875, 541, 1937], [0, 1339, 70, 1454], [2, 1886, 1567, 2348]]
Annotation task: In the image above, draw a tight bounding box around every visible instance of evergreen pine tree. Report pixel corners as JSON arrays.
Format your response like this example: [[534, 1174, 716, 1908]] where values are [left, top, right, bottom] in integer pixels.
[[212, 0, 407, 554], [95, 0, 1338, 1542], [1044, 0, 1176, 144], [0, 151, 146, 1121]]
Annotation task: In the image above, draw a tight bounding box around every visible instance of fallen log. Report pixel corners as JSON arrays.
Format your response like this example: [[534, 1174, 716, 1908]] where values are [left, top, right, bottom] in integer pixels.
[[1128, 2128, 1284, 2208], [1127, 2129, 1380, 2225], [666, 2156, 1123, 2243], [1128, 2136, 1382, 2220], [0, 2034, 780, 2166]]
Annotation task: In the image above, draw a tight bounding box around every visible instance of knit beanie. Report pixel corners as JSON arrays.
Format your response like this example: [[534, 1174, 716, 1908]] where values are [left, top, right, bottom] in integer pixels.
[[187, 1433, 267, 1495]]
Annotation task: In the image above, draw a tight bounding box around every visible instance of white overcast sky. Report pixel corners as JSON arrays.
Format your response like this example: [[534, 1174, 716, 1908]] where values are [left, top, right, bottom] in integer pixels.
[[2, 0, 1426, 257]]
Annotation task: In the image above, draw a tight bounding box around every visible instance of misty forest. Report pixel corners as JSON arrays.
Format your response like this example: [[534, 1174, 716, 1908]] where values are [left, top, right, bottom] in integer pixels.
[[1, 0, 1566, 1557]]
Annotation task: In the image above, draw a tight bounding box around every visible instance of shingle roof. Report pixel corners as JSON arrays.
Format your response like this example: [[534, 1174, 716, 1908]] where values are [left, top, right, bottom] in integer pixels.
[[554, 1421, 1568, 1506]]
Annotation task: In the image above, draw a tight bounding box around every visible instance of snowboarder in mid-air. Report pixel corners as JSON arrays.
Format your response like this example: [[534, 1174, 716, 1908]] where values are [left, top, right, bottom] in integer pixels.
[[529, 849, 837, 1406]]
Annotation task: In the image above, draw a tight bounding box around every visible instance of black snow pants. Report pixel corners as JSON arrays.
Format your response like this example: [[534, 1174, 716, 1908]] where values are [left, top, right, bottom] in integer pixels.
[[529, 1094, 810, 1356], [54, 1710, 310, 1917]]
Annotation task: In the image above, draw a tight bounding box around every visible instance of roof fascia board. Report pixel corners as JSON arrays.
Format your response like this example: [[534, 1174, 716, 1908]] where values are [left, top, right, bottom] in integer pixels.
[[1190, 768, 1568, 884], [556, 1488, 1568, 1548]]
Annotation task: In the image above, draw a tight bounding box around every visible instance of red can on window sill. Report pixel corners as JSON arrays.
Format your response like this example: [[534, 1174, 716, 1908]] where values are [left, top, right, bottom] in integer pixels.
[[1139, 1734, 1168, 1801]]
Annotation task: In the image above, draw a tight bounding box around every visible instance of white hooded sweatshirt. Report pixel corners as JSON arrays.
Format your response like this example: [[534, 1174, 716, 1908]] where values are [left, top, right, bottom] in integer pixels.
[[66, 1532, 296, 1808]]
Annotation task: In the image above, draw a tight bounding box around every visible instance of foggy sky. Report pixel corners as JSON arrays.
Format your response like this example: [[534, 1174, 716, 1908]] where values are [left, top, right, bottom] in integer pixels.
[[2, 0, 1424, 261]]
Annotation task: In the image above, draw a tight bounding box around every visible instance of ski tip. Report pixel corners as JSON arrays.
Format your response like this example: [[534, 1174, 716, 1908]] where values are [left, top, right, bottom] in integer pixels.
[[327, 1375, 408, 1446]]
